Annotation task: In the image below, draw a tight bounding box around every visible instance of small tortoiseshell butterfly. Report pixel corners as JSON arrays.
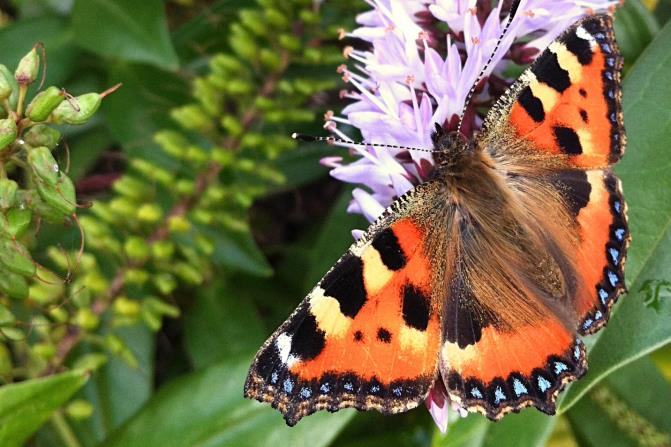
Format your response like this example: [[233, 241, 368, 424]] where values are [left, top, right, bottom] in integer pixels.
[[245, 13, 628, 426]]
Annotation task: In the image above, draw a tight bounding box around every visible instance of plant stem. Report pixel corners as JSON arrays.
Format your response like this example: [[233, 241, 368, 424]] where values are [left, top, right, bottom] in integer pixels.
[[16, 85, 27, 119], [50, 410, 82, 447]]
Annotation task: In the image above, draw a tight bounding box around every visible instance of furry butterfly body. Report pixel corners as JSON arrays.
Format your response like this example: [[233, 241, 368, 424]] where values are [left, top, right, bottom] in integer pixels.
[[245, 14, 628, 426]]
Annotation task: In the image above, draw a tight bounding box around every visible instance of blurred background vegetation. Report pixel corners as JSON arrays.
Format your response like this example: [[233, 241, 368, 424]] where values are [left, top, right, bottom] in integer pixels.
[[0, 0, 668, 446]]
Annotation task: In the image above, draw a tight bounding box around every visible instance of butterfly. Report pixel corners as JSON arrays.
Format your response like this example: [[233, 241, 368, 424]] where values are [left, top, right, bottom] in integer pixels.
[[244, 13, 628, 426]]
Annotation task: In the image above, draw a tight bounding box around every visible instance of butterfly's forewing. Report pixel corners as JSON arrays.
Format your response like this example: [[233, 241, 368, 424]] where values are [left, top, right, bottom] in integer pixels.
[[245, 183, 444, 426], [485, 15, 625, 168]]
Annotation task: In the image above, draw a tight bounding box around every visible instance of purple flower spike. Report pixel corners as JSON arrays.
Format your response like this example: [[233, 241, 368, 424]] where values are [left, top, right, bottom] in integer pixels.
[[325, 0, 618, 225]]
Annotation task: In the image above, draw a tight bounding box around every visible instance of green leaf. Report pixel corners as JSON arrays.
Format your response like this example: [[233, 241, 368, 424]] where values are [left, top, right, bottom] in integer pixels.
[[72, 0, 178, 70], [559, 17, 671, 413], [434, 411, 555, 447], [103, 63, 189, 162], [72, 325, 154, 445], [567, 356, 671, 446], [0, 369, 89, 447], [303, 188, 367, 289], [102, 355, 353, 447], [208, 227, 273, 277], [615, 0, 660, 70], [184, 277, 265, 369]]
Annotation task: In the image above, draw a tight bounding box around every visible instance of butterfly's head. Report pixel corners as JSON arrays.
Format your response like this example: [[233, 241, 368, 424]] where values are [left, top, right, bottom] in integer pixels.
[[431, 123, 475, 174]]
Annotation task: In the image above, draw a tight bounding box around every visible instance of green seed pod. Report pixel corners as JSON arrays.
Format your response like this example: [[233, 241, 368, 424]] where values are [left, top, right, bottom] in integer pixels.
[[48, 306, 69, 323], [51, 93, 101, 125], [28, 146, 60, 185], [23, 124, 61, 149], [0, 69, 11, 101], [0, 65, 19, 109], [0, 179, 18, 209], [152, 240, 174, 261], [145, 296, 180, 318], [7, 208, 31, 238], [14, 46, 39, 85], [0, 238, 36, 277], [29, 267, 64, 304], [0, 270, 28, 300], [31, 197, 68, 224], [26, 86, 65, 122], [0, 304, 15, 326], [136, 203, 162, 223], [36, 175, 76, 216], [0, 118, 17, 151]]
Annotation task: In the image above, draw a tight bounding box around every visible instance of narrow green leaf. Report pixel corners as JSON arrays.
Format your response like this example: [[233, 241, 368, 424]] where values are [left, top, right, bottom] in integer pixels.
[[72, 0, 178, 70], [559, 18, 671, 412], [0, 369, 89, 447], [102, 355, 353, 447]]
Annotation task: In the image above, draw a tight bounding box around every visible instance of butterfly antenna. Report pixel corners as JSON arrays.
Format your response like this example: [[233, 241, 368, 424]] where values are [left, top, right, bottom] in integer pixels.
[[456, 0, 521, 135], [291, 133, 435, 153]]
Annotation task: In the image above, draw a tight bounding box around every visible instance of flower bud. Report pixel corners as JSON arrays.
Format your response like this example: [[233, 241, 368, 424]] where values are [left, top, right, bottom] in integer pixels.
[[124, 268, 148, 285], [0, 304, 15, 326], [114, 296, 141, 318], [48, 306, 69, 323], [0, 270, 28, 300], [152, 240, 174, 261], [0, 118, 17, 151], [51, 93, 101, 125], [153, 273, 177, 295], [136, 203, 162, 223], [168, 215, 190, 233], [28, 268, 63, 304], [7, 208, 32, 238], [0, 238, 36, 277], [15, 46, 39, 85], [33, 342, 56, 360], [0, 65, 18, 108], [0, 179, 18, 209], [124, 237, 150, 262], [36, 175, 76, 216], [26, 86, 65, 122], [145, 296, 180, 318], [65, 400, 94, 421], [75, 308, 99, 331], [23, 124, 61, 149], [28, 146, 60, 185], [173, 262, 203, 285], [0, 68, 12, 100]]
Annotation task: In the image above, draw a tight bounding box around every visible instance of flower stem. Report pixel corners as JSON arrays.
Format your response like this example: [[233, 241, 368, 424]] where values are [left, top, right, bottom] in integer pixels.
[[50, 410, 82, 447], [16, 84, 27, 118]]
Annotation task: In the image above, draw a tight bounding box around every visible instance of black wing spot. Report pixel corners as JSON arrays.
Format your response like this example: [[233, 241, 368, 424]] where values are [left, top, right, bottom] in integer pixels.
[[518, 86, 545, 123], [534, 52, 571, 92], [377, 327, 392, 343], [579, 88, 587, 97], [402, 284, 430, 331], [321, 253, 367, 318], [353, 330, 363, 342], [553, 126, 583, 154], [371, 228, 406, 270], [579, 109, 588, 123], [289, 309, 326, 360], [563, 32, 593, 65]]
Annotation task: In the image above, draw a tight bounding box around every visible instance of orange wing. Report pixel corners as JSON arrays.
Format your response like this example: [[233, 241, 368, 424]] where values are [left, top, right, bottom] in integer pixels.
[[485, 14, 625, 168], [245, 189, 442, 426]]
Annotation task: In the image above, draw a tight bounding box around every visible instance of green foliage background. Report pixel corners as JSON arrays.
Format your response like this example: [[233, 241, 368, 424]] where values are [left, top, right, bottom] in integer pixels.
[[0, 0, 669, 446]]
